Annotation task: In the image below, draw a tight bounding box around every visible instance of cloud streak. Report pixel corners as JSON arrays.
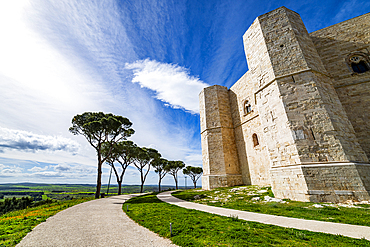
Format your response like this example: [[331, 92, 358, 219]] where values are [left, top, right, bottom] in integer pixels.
[[28, 166, 49, 172], [28, 163, 96, 179], [0, 164, 23, 174], [126, 59, 209, 113], [0, 127, 80, 153], [54, 164, 71, 172]]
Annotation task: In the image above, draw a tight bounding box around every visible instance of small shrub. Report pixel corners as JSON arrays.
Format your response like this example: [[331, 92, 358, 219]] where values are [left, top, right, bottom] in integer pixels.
[[229, 214, 239, 221]]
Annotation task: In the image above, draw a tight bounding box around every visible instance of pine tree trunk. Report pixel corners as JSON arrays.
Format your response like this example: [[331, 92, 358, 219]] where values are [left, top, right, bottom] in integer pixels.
[[118, 181, 122, 195], [193, 181, 196, 189], [95, 153, 102, 199], [140, 172, 144, 193]]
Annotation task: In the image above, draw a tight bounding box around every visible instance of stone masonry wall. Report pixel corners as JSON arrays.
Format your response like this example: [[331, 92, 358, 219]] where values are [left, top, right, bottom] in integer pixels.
[[252, 6, 367, 166], [301, 163, 370, 202], [229, 72, 271, 186], [200, 6, 370, 202], [200, 86, 243, 190], [270, 163, 370, 202], [269, 166, 309, 201], [310, 13, 370, 159], [243, 15, 275, 90], [257, 7, 327, 77], [242, 7, 370, 201], [276, 71, 368, 163]]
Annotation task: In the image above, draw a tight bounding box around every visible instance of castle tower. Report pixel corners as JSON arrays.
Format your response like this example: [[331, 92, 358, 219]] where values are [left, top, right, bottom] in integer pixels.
[[200, 85, 243, 190], [243, 7, 370, 202]]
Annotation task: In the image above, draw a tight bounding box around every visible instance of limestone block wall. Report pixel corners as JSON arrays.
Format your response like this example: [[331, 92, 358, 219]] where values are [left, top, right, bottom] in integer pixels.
[[301, 163, 370, 202], [276, 71, 368, 163], [229, 72, 271, 186], [269, 166, 309, 201], [245, 6, 368, 167], [336, 83, 370, 159], [200, 85, 243, 190], [200, 6, 370, 202], [243, 15, 275, 90], [243, 6, 370, 201], [255, 80, 299, 168], [237, 118, 271, 186], [257, 7, 327, 77], [270, 162, 370, 202], [310, 13, 370, 159]]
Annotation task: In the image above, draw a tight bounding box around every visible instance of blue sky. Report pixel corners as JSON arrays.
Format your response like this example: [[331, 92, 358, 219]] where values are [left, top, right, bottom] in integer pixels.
[[1, 0, 369, 187]]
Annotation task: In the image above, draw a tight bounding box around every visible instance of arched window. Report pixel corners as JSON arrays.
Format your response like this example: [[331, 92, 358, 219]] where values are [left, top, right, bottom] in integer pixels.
[[244, 100, 252, 114], [347, 53, 370, 74], [252, 133, 259, 147], [352, 61, 369, 73]]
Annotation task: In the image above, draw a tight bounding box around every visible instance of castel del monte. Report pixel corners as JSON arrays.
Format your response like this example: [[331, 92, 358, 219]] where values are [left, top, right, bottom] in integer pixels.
[[200, 6, 370, 203]]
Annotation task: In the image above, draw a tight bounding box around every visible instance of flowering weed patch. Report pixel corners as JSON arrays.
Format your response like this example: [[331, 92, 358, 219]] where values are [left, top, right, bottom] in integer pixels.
[[0, 197, 93, 247]]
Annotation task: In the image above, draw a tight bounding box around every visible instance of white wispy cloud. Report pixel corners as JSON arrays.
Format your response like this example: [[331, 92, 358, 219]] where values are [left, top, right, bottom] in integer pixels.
[[0, 1, 203, 185], [28, 166, 49, 172], [183, 153, 203, 166], [31, 171, 65, 178], [26, 163, 96, 180], [0, 127, 80, 153], [0, 164, 23, 177], [54, 164, 71, 172], [0, 0, 112, 136], [332, 0, 370, 23], [125, 59, 209, 113]]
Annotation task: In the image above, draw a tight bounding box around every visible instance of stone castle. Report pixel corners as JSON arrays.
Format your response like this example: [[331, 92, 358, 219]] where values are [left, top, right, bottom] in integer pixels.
[[199, 7, 370, 202]]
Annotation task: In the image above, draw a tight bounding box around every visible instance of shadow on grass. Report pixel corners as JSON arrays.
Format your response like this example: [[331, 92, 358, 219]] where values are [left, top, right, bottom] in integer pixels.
[[112, 202, 125, 205], [125, 193, 163, 204]]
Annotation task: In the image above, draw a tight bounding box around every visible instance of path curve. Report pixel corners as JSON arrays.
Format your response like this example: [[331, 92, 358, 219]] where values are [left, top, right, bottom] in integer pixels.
[[17, 194, 177, 247], [157, 191, 370, 241]]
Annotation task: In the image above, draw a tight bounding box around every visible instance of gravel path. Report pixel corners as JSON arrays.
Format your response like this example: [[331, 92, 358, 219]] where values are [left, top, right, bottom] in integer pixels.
[[17, 194, 177, 247], [157, 191, 370, 241]]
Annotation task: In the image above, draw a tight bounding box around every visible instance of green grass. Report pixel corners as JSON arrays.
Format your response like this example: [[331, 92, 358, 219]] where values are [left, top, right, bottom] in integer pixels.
[[0, 183, 180, 198], [0, 183, 97, 193], [0, 197, 93, 247], [173, 186, 370, 227], [124, 193, 370, 246], [41, 194, 49, 200]]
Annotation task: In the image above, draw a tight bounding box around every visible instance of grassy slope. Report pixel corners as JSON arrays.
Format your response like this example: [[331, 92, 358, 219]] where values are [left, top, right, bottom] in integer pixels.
[[124, 193, 370, 247], [0, 184, 152, 201], [0, 183, 181, 196], [173, 186, 370, 227], [0, 197, 93, 247]]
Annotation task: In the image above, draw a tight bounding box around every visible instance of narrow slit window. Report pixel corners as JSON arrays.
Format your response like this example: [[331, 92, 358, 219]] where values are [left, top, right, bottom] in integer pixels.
[[252, 133, 259, 147], [244, 100, 252, 114]]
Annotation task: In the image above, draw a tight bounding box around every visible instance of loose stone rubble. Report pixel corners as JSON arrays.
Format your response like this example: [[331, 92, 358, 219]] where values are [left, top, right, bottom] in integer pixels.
[[191, 186, 370, 209]]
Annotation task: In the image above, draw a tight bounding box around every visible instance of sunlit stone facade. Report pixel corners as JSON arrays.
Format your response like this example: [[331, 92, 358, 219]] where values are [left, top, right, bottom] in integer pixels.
[[200, 7, 370, 202]]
